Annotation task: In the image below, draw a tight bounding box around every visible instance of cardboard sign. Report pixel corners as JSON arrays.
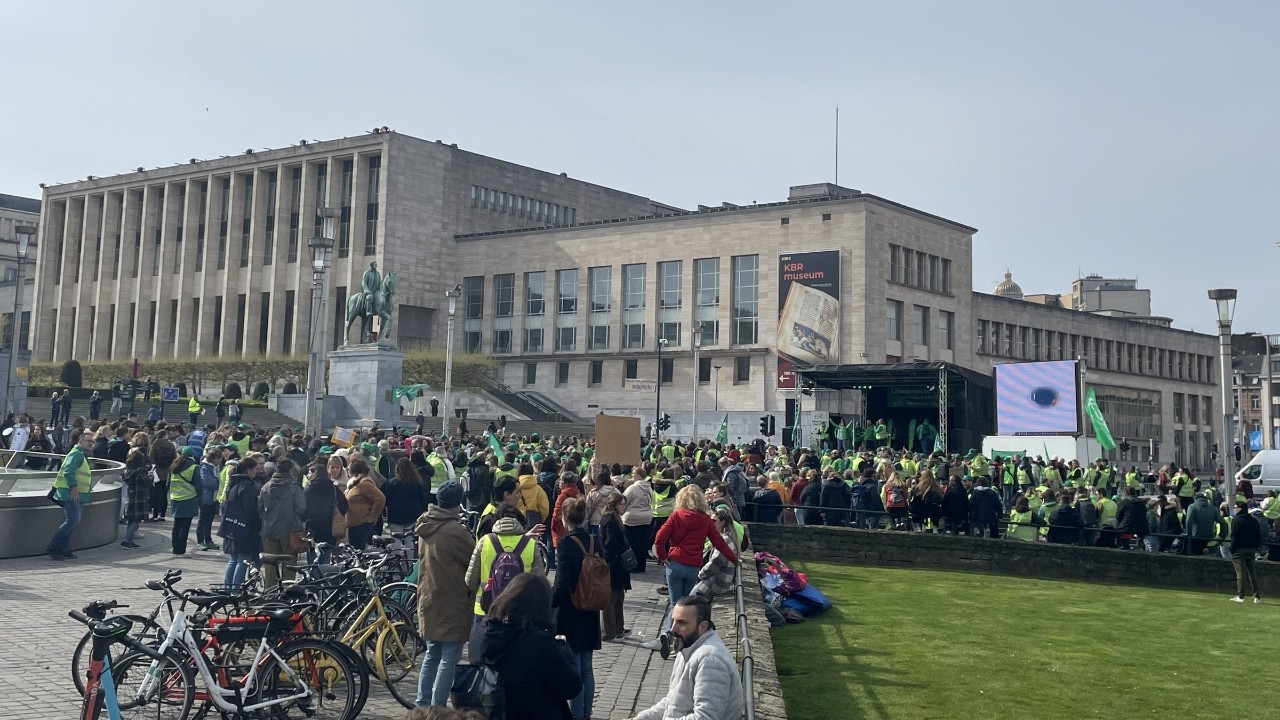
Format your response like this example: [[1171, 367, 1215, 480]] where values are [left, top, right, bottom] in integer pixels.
[[594, 414, 641, 467], [331, 427, 356, 448]]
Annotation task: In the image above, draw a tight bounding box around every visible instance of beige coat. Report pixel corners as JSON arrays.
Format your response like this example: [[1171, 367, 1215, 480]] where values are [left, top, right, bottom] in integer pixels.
[[344, 475, 386, 526], [414, 505, 476, 642]]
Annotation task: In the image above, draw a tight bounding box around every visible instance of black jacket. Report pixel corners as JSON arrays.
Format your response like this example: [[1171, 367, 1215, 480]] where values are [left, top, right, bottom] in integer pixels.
[[746, 488, 783, 524], [1231, 513, 1263, 551], [1047, 505, 1084, 545], [818, 479, 851, 526], [552, 528, 603, 653], [1115, 497, 1150, 536], [217, 475, 262, 557], [942, 485, 969, 523], [600, 512, 632, 591], [799, 482, 823, 525], [302, 479, 349, 545], [473, 618, 581, 720], [382, 477, 432, 525], [969, 487, 1003, 527]]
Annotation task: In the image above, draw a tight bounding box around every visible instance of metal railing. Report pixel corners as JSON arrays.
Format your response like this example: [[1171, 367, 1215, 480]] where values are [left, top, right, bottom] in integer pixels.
[[733, 558, 757, 720]]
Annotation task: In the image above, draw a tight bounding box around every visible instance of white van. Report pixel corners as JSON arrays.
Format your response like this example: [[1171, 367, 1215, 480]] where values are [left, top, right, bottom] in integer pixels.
[[1237, 450, 1280, 493]]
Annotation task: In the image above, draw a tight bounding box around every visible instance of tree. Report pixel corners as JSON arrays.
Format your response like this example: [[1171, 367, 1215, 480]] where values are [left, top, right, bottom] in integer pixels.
[[60, 360, 83, 388]]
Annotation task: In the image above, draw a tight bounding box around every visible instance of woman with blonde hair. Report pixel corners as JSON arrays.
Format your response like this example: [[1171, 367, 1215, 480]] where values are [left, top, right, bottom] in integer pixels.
[[882, 471, 910, 530], [647, 485, 738, 649]]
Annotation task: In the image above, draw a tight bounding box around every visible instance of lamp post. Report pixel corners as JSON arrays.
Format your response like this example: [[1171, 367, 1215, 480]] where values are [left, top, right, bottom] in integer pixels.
[[3, 226, 35, 415], [656, 337, 669, 441], [713, 364, 722, 412], [1266, 334, 1280, 450], [304, 208, 338, 439], [442, 283, 462, 439], [691, 326, 703, 443], [1209, 288, 1237, 515]]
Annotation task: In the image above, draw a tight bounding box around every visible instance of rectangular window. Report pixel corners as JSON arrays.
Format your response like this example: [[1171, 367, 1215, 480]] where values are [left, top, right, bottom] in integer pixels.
[[588, 325, 610, 350], [588, 266, 611, 350], [212, 295, 223, 350], [259, 292, 270, 354], [912, 305, 929, 345], [217, 177, 230, 269], [939, 311, 954, 350], [524, 363, 537, 386], [239, 176, 252, 268], [928, 256, 939, 292], [524, 328, 543, 352], [313, 162, 328, 240], [151, 188, 164, 277], [660, 358, 674, 384], [557, 269, 578, 315], [1173, 393, 1184, 423], [283, 290, 294, 354], [658, 260, 682, 346], [589, 360, 603, 386], [889, 245, 901, 284], [234, 294, 247, 352], [111, 194, 123, 280], [173, 185, 186, 274], [698, 357, 712, 383], [734, 356, 750, 384], [338, 159, 353, 258], [622, 263, 646, 349], [463, 276, 484, 353], [624, 359, 638, 380], [940, 259, 951, 293], [364, 155, 380, 255], [288, 167, 301, 263], [470, 185, 478, 208], [148, 300, 157, 342], [731, 254, 758, 345], [525, 272, 545, 316], [556, 362, 569, 386], [493, 329, 512, 354], [977, 319, 988, 353], [195, 181, 207, 272], [555, 326, 576, 352], [168, 299, 177, 347], [263, 171, 276, 265], [494, 274, 515, 317], [1189, 393, 1199, 425], [694, 257, 719, 346], [886, 300, 903, 341]]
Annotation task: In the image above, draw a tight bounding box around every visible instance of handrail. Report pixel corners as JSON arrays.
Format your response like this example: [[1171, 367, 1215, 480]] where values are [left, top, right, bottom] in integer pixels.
[[733, 559, 757, 720]]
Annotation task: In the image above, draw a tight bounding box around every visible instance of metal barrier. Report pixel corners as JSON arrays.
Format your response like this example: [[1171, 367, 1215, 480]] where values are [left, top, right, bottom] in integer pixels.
[[733, 558, 757, 720]]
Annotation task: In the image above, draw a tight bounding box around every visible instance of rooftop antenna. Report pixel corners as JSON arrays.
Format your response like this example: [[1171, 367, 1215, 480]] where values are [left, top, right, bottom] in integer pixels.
[[834, 103, 839, 187]]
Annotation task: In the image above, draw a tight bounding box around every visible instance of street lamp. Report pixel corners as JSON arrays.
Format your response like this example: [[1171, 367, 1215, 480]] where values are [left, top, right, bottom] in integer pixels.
[[656, 337, 669, 441], [1266, 334, 1280, 451], [304, 208, 338, 439], [442, 283, 462, 439], [691, 326, 703, 443], [713, 364, 722, 413], [1208, 288, 1237, 515], [4, 225, 35, 415]]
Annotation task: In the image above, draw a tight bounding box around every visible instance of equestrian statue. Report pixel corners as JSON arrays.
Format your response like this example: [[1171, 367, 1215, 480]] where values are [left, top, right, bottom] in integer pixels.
[[345, 261, 397, 346]]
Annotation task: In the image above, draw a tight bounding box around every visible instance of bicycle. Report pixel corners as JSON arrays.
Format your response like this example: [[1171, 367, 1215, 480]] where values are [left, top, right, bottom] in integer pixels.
[[71, 570, 184, 697], [329, 553, 425, 708], [69, 607, 195, 720]]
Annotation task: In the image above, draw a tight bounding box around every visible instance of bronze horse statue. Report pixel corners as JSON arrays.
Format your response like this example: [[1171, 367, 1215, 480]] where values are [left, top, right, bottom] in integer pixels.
[[345, 270, 397, 345]]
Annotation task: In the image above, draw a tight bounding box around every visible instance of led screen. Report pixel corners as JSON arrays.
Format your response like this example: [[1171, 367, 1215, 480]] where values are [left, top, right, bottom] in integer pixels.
[[995, 360, 1079, 435]]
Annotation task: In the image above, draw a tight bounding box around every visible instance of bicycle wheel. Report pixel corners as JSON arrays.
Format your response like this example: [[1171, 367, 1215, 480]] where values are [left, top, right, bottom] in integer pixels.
[[111, 647, 196, 720], [375, 621, 425, 709], [379, 582, 418, 629], [251, 639, 357, 720], [72, 615, 166, 697]]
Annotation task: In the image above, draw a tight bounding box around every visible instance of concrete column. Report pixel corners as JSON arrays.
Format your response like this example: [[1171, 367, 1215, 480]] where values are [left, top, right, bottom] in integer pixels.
[[54, 198, 84, 360], [30, 198, 63, 361]]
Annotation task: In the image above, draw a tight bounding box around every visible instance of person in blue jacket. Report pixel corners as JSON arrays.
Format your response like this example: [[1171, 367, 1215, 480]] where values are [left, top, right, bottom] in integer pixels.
[[195, 446, 222, 551]]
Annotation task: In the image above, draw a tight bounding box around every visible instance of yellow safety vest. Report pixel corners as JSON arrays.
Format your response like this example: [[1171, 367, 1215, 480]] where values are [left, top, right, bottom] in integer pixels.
[[52, 446, 93, 501], [187, 397, 201, 414], [473, 533, 536, 615], [1007, 510, 1037, 542], [169, 462, 197, 502]]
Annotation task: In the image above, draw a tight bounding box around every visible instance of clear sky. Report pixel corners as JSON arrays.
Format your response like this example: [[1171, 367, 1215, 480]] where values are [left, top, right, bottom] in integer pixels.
[[5, 1, 1276, 335]]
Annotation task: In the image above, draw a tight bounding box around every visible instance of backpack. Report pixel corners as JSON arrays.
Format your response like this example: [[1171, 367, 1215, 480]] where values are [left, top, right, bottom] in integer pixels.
[[568, 535, 611, 611], [887, 485, 907, 509], [479, 534, 530, 612]]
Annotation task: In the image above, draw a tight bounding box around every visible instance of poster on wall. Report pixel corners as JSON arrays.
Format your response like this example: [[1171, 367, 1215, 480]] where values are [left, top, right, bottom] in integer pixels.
[[778, 250, 840, 366]]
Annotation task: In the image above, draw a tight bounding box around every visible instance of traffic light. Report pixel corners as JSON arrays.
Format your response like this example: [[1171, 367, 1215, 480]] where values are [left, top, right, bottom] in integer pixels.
[[658, 413, 671, 432], [1235, 444, 1242, 463], [768, 415, 776, 437], [1118, 441, 1131, 453], [759, 416, 770, 436]]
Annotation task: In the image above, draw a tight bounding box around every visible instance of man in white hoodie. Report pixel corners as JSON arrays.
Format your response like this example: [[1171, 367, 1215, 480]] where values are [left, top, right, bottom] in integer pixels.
[[629, 595, 743, 720]]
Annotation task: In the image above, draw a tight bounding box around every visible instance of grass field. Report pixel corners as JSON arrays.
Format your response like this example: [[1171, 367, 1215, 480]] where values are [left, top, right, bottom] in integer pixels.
[[771, 562, 1273, 720]]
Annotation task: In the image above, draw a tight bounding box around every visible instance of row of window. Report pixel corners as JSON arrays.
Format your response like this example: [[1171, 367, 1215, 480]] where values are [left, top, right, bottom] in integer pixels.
[[50, 156, 382, 286], [976, 318, 1214, 384], [1172, 393, 1213, 427], [1170, 428, 1214, 469], [469, 185, 576, 226], [518, 355, 755, 388], [889, 244, 952, 294], [886, 300, 955, 350], [460, 256, 760, 354]]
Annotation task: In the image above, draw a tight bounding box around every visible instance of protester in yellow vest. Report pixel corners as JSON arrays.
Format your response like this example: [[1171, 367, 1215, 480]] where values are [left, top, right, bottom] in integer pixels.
[[168, 448, 201, 555], [46, 431, 95, 559], [1007, 496, 1039, 542], [464, 513, 543, 616]]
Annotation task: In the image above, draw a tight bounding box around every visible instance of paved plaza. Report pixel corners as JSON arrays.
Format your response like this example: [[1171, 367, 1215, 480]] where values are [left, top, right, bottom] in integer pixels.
[[0, 523, 675, 719]]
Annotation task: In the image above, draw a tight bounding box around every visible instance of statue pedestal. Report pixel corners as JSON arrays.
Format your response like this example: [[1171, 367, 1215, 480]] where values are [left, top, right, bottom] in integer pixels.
[[323, 345, 404, 429]]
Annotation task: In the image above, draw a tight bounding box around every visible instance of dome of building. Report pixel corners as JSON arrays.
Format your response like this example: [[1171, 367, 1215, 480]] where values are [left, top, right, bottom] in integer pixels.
[[993, 270, 1024, 300]]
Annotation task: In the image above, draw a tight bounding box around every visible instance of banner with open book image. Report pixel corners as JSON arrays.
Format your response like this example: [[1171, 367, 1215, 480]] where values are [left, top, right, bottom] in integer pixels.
[[778, 250, 840, 366]]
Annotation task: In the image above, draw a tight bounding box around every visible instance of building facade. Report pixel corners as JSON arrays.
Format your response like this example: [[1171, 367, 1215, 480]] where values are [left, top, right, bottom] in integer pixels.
[[30, 132, 663, 362], [0, 193, 39, 353]]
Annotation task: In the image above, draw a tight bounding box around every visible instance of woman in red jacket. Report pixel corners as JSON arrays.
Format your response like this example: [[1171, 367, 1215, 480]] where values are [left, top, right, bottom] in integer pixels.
[[647, 485, 738, 648], [550, 471, 585, 548]]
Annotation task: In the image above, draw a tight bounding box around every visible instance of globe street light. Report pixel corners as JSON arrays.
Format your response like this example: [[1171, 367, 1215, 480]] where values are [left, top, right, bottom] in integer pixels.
[[442, 283, 462, 439], [1208, 288, 1237, 515], [713, 364, 723, 413], [304, 208, 338, 439]]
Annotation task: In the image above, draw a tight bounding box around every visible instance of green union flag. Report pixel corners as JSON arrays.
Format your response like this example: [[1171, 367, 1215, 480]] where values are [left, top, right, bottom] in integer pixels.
[[715, 415, 729, 444], [1084, 387, 1117, 451]]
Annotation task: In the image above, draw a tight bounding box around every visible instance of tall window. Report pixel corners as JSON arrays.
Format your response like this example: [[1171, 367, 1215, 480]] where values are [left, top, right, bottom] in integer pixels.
[[173, 185, 186, 274], [524, 271, 545, 352], [555, 269, 577, 351], [337, 159, 353, 258], [463, 276, 483, 353], [129, 193, 142, 278], [622, 263, 646, 349], [734, 355, 751, 384], [658, 260, 682, 345], [263, 171, 277, 266], [886, 300, 903, 341], [217, 177, 230, 270], [364, 155, 380, 255], [493, 273, 514, 353], [731, 255, 758, 345], [92, 195, 102, 282], [111, 194, 123, 280], [238, 176, 252, 268], [288, 167, 301, 263], [151, 188, 164, 276], [939, 311, 954, 350], [313, 162, 328, 240], [588, 266, 611, 350], [694, 257, 719, 346], [912, 305, 929, 345], [195, 181, 207, 272]]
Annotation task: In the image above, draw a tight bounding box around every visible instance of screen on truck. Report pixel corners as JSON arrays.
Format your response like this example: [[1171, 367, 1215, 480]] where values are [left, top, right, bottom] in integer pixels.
[[995, 360, 1080, 436]]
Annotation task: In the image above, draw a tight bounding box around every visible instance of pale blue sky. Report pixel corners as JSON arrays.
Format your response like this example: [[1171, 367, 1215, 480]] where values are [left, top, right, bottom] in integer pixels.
[[5, 1, 1276, 334]]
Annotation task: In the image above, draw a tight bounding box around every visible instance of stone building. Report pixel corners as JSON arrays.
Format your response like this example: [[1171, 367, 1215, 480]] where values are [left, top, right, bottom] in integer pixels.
[[0, 193, 39, 352], [29, 131, 664, 362]]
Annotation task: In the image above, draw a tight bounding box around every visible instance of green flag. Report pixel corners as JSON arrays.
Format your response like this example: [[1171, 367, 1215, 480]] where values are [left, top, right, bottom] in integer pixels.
[[487, 432, 505, 463], [715, 415, 729, 444], [1084, 387, 1117, 451], [391, 383, 431, 403]]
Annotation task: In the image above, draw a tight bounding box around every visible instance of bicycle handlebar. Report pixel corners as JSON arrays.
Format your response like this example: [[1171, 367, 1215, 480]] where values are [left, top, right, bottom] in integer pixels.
[[68, 611, 166, 662]]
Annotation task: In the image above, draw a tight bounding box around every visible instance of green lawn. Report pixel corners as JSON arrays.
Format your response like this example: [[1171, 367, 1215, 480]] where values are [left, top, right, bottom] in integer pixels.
[[772, 562, 1272, 720]]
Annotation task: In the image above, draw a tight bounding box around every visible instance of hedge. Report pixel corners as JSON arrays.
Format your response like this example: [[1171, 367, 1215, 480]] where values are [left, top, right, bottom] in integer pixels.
[[29, 350, 495, 397]]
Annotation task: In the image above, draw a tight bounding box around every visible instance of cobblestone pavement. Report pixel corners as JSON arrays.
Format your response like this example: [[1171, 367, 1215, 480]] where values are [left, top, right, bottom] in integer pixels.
[[0, 523, 673, 719]]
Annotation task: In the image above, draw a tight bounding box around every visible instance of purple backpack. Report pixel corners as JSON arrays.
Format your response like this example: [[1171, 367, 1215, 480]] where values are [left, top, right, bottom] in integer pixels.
[[480, 534, 530, 611]]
